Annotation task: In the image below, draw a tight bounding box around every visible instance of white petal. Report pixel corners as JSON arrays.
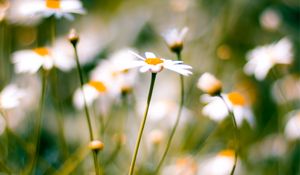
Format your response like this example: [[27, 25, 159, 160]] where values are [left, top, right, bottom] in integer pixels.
[[145, 52, 156, 58]]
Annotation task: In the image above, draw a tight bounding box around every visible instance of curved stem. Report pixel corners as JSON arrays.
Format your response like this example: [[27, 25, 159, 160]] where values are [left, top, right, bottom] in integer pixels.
[[219, 95, 239, 175], [71, 43, 99, 175], [29, 70, 48, 175], [128, 73, 157, 175], [154, 52, 184, 174]]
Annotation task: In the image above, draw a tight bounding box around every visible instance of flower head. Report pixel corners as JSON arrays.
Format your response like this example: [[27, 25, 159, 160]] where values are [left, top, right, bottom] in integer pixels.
[[19, 0, 85, 20], [197, 72, 222, 96], [162, 27, 189, 53], [129, 51, 192, 76], [201, 92, 254, 127], [284, 111, 300, 140], [12, 46, 74, 74], [244, 38, 293, 80], [0, 84, 25, 110]]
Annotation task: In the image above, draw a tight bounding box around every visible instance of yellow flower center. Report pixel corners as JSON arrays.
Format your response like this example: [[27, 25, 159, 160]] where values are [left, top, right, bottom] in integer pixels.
[[228, 92, 246, 106], [46, 0, 60, 9], [88, 81, 107, 93], [145, 58, 163, 65], [218, 149, 235, 158], [33, 48, 49, 56]]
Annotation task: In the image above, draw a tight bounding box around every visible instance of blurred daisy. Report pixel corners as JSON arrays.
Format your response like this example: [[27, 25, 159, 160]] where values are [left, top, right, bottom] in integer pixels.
[[260, 9, 281, 31], [91, 49, 138, 98], [18, 0, 85, 20], [197, 72, 222, 96], [0, 84, 25, 110], [162, 27, 189, 52], [198, 150, 237, 175], [129, 51, 192, 76], [162, 156, 198, 175], [284, 111, 300, 140], [244, 38, 293, 80], [73, 81, 107, 109], [12, 47, 74, 74], [201, 92, 254, 127]]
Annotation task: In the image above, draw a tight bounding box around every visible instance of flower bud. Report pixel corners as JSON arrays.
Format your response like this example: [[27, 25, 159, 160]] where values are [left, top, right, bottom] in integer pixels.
[[197, 73, 222, 96], [89, 140, 104, 152], [68, 28, 79, 45]]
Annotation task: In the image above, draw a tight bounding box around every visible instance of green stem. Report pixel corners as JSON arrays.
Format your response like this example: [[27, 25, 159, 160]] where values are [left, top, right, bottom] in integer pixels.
[[71, 43, 99, 175], [154, 52, 184, 174], [29, 70, 48, 175], [219, 95, 239, 175], [128, 73, 157, 175]]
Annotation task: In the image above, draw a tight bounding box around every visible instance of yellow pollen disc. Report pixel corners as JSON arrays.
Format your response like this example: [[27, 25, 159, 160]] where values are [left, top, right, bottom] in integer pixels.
[[46, 0, 60, 9], [228, 92, 246, 106], [218, 149, 235, 157], [88, 81, 107, 93], [33, 48, 49, 56], [145, 58, 163, 65]]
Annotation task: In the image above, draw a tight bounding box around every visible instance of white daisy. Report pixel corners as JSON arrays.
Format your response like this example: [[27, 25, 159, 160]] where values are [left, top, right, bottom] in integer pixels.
[[0, 84, 25, 110], [12, 47, 75, 74], [128, 51, 192, 76], [198, 150, 237, 175], [197, 72, 222, 96], [201, 92, 254, 127], [73, 81, 107, 109], [284, 111, 300, 140], [244, 38, 293, 80], [18, 0, 85, 20], [162, 27, 189, 52]]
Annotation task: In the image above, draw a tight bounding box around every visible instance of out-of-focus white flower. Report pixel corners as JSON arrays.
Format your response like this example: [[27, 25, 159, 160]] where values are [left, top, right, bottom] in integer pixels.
[[198, 150, 236, 175], [91, 49, 138, 98], [73, 81, 107, 109], [244, 38, 293, 80], [284, 111, 300, 140], [260, 9, 281, 31], [0, 84, 26, 110], [201, 92, 254, 127], [129, 51, 192, 76], [148, 129, 165, 145], [162, 156, 198, 175], [272, 74, 300, 104], [162, 27, 189, 52], [17, 0, 85, 20], [12, 47, 75, 74], [197, 72, 222, 96]]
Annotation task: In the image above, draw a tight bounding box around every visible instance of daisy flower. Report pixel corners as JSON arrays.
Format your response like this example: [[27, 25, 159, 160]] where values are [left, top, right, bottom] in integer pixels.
[[128, 51, 192, 76], [18, 0, 85, 20], [198, 150, 237, 175], [12, 47, 74, 74], [73, 81, 107, 109], [244, 38, 293, 80], [284, 111, 300, 140], [201, 92, 254, 127], [162, 27, 189, 53], [197, 72, 222, 96], [0, 84, 25, 110]]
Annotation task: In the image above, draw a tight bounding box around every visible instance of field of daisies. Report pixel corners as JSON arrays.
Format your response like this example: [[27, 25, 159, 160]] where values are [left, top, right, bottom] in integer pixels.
[[0, 0, 299, 175]]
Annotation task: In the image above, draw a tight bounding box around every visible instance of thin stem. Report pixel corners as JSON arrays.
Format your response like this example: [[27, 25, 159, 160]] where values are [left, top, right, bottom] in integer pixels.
[[219, 95, 239, 175], [128, 73, 157, 175], [154, 52, 184, 174], [29, 70, 48, 175], [71, 43, 99, 175]]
